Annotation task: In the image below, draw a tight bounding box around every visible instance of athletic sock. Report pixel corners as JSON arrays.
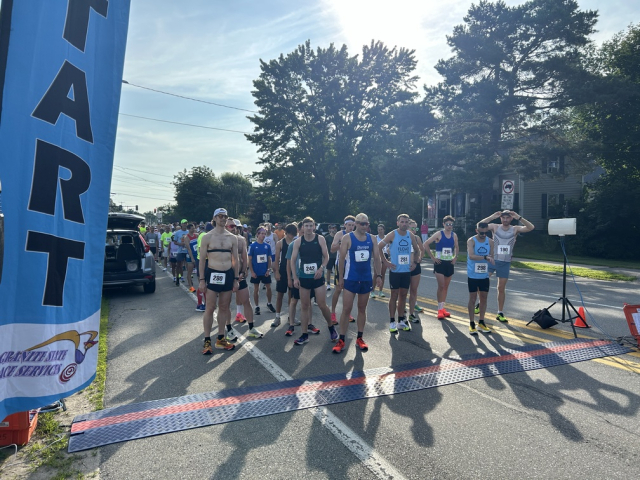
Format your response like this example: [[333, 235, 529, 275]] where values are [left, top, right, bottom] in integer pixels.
[[398, 316, 405, 322], [276, 313, 281, 319], [328, 325, 336, 334], [205, 336, 211, 342], [226, 325, 233, 332], [248, 323, 254, 329], [470, 321, 476, 328], [479, 319, 486, 325], [217, 335, 224, 341], [357, 331, 363, 338], [339, 334, 346, 341], [498, 311, 503, 315], [237, 305, 244, 315], [438, 302, 444, 310], [390, 317, 395, 323]]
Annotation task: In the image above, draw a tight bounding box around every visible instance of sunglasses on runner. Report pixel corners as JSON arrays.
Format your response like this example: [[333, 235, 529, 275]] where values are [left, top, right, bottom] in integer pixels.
[[358, 221, 369, 226], [444, 223, 453, 226], [477, 231, 488, 236]]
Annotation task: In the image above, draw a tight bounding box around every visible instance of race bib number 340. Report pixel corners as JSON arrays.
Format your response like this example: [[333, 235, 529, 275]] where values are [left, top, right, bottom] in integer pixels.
[[209, 272, 226, 285]]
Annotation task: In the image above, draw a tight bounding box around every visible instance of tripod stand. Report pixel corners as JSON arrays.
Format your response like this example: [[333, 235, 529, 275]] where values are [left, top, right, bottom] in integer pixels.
[[527, 235, 584, 338]]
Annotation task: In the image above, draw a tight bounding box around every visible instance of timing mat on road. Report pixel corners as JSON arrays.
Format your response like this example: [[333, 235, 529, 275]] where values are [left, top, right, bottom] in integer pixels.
[[68, 338, 630, 452]]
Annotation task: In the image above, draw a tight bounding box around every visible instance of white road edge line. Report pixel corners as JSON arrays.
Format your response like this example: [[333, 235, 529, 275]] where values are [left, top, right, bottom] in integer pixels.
[[165, 267, 406, 480]]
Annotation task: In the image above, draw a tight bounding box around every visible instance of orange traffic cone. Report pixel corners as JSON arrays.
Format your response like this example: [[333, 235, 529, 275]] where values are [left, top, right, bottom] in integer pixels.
[[573, 307, 590, 328]]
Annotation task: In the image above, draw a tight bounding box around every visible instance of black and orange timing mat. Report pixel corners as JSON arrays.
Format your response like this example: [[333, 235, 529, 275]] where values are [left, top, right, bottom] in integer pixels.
[[68, 338, 630, 452]]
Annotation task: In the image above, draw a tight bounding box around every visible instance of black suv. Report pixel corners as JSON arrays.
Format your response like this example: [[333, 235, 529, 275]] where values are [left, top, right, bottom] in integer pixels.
[[104, 213, 156, 293]]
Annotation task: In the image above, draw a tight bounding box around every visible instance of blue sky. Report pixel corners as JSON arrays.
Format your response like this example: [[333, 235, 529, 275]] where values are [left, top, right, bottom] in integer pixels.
[[113, 0, 639, 213]]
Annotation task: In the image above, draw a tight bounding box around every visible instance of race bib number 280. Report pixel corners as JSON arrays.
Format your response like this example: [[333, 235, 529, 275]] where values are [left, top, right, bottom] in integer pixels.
[[209, 272, 226, 285]]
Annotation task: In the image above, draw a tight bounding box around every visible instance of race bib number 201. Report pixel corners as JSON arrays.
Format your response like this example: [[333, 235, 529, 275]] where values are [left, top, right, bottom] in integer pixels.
[[209, 272, 226, 285], [474, 263, 488, 274]]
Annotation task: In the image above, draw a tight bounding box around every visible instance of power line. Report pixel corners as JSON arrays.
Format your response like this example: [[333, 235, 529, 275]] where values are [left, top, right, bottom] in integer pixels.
[[118, 113, 251, 134], [122, 80, 259, 113], [113, 166, 175, 187], [113, 165, 176, 179]]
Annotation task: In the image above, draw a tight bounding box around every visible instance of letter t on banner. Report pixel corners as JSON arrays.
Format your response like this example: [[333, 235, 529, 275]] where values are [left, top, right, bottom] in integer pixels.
[[0, 0, 131, 421]]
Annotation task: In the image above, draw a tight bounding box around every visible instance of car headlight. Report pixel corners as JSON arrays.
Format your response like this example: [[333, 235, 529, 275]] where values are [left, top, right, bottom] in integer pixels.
[[126, 260, 138, 272]]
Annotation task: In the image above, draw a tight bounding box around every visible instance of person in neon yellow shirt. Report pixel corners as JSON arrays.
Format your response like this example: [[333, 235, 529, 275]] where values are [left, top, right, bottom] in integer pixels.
[[160, 225, 173, 272]]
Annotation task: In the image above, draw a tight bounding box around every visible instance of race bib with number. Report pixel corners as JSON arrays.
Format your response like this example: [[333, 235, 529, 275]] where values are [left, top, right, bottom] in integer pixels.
[[170, 251, 177, 258], [474, 263, 488, 274], [440, 247, 453, 260], [398, 254, 410, 265], [304, 263, 317, 275], [257, 254, 267, 263], [209, 272, 226, 285], [355, 250, 370, 262], [148, 238, 156, 245], [497, 245, 511, 255]]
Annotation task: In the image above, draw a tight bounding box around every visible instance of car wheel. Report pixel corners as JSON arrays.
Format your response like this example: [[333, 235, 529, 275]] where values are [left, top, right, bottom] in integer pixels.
[[143, 279, 156, 294]]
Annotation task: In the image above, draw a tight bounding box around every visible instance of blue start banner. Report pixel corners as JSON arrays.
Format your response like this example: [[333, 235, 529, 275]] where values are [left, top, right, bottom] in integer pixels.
[[0, 0, 130, 421]]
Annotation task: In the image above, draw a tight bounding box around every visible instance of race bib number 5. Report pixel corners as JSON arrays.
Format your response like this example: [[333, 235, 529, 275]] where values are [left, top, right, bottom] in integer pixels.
[[257, 254, 267, 263], [398, 254, 410, 265], [497, 245, 511, 255], [209, 272, 226, 285], [355, 250, 370, 262], [474, 263, 488, 274], [304, 263, 317, 275]]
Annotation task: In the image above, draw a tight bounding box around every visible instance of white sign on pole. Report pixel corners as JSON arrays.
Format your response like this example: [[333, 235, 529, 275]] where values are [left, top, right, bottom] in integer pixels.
[[502, 179, 515, 195], [501, 194, 514, 210], [157, 212, 163, 221], [263, 213, 270, 222]]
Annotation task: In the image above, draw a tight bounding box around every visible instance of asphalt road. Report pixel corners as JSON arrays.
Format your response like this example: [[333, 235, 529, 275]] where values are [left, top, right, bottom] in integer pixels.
[[96, 261, 640, 479]]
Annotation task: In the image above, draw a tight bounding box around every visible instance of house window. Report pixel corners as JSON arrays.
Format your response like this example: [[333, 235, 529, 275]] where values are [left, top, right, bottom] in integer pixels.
[[547, 156, 565, 174]]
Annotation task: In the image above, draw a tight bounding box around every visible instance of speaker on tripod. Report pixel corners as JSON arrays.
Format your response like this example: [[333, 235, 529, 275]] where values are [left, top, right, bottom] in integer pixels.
[[526, 218, 585, 338]]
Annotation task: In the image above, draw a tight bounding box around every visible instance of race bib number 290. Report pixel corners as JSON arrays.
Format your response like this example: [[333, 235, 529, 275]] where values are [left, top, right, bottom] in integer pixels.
[[474, 263, 488, 274], [209, 272, 226, 285]]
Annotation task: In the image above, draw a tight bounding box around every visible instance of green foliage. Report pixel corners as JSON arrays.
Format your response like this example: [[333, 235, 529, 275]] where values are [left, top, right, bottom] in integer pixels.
[[424, 0, 598, 186], [247, 40, 434, 221]]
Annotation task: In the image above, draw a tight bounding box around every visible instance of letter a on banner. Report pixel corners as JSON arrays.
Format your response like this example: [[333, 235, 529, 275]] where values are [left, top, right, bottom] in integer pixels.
[[0, 0, 131, 421]]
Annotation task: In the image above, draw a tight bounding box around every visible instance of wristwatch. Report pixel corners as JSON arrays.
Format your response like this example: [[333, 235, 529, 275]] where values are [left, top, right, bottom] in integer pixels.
[[483, 255, 487, 260]]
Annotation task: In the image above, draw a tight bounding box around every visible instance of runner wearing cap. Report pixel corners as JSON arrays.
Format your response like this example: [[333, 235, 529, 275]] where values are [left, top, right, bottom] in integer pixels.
[[477, 210, 535, 322], [248, 227, 276, 315], [198, 208, 239, 353], [424, 215, 459, 320]]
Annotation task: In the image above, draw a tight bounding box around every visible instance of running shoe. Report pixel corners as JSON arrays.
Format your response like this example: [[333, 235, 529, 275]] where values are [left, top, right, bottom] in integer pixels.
[[294, 318, 301, 326], [195, 304, 206, 312], [330, 328, 338, 342], [189, 286, 196, 293], [356, 337, 369, 352], [409, 314, 420, 323], [496, 313, 508, 323], [414, 305, 423, 312], [313, 298, 318, 306], [202, 339, 213, 355], [327, 285, 332, 291], [378, 291, 386, 298], [474, 303, 480, 315], [389, 321, 398, 333], [370, 291, 377, 298], [308, 324, 320, 334], [349, 315, 355, 323], [271, 316, 281, 327], [248, 327, 264, 339], [469, 325, 478, 335], [294, 334, 309, 345], [285, 325, 295, 336], [332, 339, 345, 354], [254, 306, 260, 315], [215, 338, 235, 350], [399, 320, 411, 331], [235, 313, 247, 323], [225, 330, 238, 342], [331, 313, 338, 325], [437, 309, 445, 320], [162, 267, 167, 272], [267, 303, 276, 313], [180, 276, 185, 282], [477, 322, 491, 333], [175, 276, 180, 286], [442, 308, 451, 318]]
